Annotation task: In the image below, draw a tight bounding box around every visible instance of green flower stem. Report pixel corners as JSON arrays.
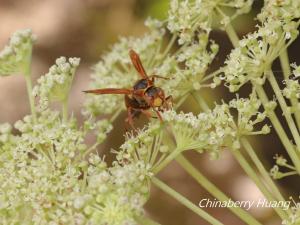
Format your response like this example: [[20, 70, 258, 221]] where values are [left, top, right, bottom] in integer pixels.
[[109, 108, 122, 122], [192, 92, 287, 218], [158, 93, 262, 224], [201, 68, 224, 83], [149, 133, 162, 166], [175, 93, 189, 109], [240, 138, 287, 203], [24, 75, 36, 122], [153, 133, 260, 224], [279, 49, 291, 79], [231, 149, 287, 219], [62, 98, 68, 122], [161, 33, 177, 60], [152, 177, 224, 225], [223, 18, 300, 173], [268, 71, 300, 150], [23, 51, 37, 123], [279, 50, 300, 129], [279, 171, 299, 178], [152, 147, 181, 173], [77, 109, 122, 162], [176, 155, 262, 225], [194, 91, 278, 191], [223, 20, 239, 48], [191, 91, 210, 111], [254, 84, 300, 174]]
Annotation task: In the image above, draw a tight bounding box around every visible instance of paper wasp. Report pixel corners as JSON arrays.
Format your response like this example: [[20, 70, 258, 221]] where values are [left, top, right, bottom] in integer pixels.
[[84, 49, 172, 127]]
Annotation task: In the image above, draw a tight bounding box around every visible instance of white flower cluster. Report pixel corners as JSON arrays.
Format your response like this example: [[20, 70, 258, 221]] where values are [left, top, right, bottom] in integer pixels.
[[162, 95, 269, 158], [83, 118, 114, 150], [162, 104, 237, 159], [82, 158, 151, 225], [0, 29, 36, 76], [283, 64, 300, 99], [258, 0, 300, 23], [167, 0, 253, 44], [118, 122, 166, 166], [0, 123, 13, 146], [170, 35, 219, 95], [33, 57, 80, 110], [229, 92, 270, 136], [0, 109, 151, 224], [282, 202, 300, 225], [14, 110, 86, 165], [223, 19, 298, 92], [270, 154, 297, 180]]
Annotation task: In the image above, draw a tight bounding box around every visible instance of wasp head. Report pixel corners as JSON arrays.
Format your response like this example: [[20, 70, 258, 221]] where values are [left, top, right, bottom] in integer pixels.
[[145, 86, 165, 108]]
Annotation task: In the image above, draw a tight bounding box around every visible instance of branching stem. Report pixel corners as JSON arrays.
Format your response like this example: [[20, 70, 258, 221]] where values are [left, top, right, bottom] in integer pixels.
[[152, 177, 224, 225]]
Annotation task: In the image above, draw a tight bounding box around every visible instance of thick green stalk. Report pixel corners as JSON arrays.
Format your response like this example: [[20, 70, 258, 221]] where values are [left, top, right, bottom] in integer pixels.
[[268, 71, 300, 150], [279, 50, 291, 79], [254, 84, 300, 174], [161, 33, 177, 60], [153, 147, 181, 173], [240, 138, 286, 203], [192, 92, 288, 218], [231, 150, 287, 219], [62, 98, 68, 122], [23, 49, 37, 122], [24, 75, 36, 122], [224, 23, 239, 48], [279, 50, 300, 129], [192, 91, 210, 111], [176, 155, 263, 225], [223, 17, 300, 174], [152, 177, 224, 225]]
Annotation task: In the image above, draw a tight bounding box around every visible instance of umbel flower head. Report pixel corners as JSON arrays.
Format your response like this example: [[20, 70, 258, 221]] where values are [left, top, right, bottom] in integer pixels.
[[33, 57, 80, 110], [222, 18, 299, 92], [167, 0, 253, 44], [162, 105, 237, 159], [117, 122, 168, 169], [0, 29, 36, 76], [162, 94, 269, 159], [168, 34, 219, 96], [0, 109, 152, 225]]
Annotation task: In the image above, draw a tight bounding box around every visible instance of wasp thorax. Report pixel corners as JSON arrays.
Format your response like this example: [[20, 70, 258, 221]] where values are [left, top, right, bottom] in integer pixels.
[[133, 79, 148, 90]]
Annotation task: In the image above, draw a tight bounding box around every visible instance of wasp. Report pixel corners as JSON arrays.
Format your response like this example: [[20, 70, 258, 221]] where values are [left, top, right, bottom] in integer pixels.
[[84, 49, 172, 127]]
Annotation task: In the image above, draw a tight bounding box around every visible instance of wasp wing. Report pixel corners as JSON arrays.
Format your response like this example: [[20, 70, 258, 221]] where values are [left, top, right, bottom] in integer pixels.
[[129, 49, 148, 79], [83, 88, 133, 95]]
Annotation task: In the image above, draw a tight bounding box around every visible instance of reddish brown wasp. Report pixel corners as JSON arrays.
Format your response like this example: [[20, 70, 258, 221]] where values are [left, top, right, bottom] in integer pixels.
[[84, 49, 172, 127]]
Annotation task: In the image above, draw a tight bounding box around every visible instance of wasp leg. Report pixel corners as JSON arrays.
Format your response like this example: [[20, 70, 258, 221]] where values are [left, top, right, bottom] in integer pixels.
[[141, 109, 153, 119], [166, 95, 173, 110], [153, 109, 163, 122], [125, 107, 135, 129], [149, 75, 170, 82]]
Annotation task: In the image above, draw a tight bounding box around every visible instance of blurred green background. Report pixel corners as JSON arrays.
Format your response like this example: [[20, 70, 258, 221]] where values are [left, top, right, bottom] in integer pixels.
[[0, 0, 299, 224]]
